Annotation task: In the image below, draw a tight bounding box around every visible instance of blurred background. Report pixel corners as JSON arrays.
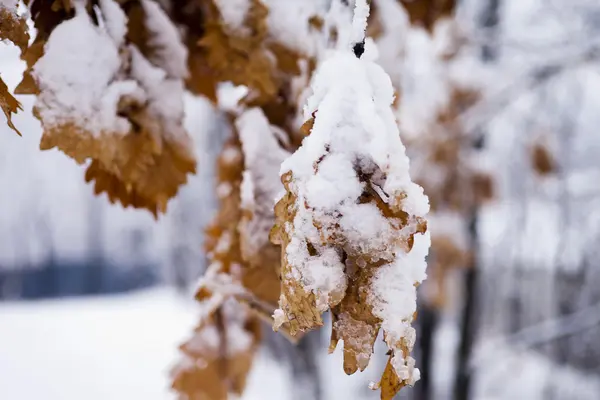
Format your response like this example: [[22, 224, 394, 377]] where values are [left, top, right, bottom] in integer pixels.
[[1, 0, 600, 399]]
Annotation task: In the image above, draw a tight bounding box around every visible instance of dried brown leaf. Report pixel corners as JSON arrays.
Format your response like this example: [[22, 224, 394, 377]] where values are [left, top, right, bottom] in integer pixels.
[[171, 300, 261, 400], [0, 77, 22, 135], [0, 6, 30, 52], [39, 110, 196, 215]]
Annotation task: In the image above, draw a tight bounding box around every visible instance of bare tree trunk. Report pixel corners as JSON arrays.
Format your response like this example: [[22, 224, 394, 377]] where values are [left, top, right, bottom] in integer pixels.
[[86, 195, 105, 294], [453, 249, 478, 400], [453, 1, 501, 398], [415, 302, 436, 400]]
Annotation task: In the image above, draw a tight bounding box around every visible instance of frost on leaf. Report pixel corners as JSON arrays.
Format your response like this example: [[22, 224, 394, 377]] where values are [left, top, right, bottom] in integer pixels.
[[197, 127, 298, 339], [171, 296, 261, 400], [237, 108, 290, 274], [15, 0, 74, 96], [172, 119, 294, 398], [197, 0, 312, 122], [200, 134, 281, 310], [197, 0, 276, 104], [0, 0, 30, 135], [30, 0, 195, 216], [271, 17, 430, 396], [0, 2, 29, 52]]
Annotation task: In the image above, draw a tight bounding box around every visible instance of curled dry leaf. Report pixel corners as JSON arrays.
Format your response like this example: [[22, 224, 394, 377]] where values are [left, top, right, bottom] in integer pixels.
[[0, 77, 22, 136], [197, 0, 314, 136], [0, 1, 30, 135], [200, 134, 281, 308], [171, 296, 261, 400], [0, 3, 29, 52], [198, 0, 276, 104], [29, 0, 195, 215], [173, 119, 298, 398], [271, 50, 430, 399], [198, 127, 295, 336], [236, 108, 290, 287]]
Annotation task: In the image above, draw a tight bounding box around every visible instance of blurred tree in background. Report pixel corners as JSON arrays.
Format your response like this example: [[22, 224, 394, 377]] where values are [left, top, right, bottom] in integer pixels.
[[2, 0, 600, 400]]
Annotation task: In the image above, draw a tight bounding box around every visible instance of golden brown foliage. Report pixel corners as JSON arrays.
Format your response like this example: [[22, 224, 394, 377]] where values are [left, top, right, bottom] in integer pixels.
[[171, 0, 323, 395], [271, 109, 428, 399], [168, 0, 220, 99], [171, 299, 262, 400], [186, 0, 315, 139], [0, 77, 22, 136], [16, 0, 75, 96], [174, 136, 264, 399], [0, 4, 30, 135], [200, 135, 281, 308], [20, 0, 196, 215], [0, 6, 29, 52], [399, 0, 456, 32]]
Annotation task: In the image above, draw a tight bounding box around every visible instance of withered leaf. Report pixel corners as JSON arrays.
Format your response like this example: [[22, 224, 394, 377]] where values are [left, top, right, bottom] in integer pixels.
[[171, 299, 262, 400], [198, 132, 283, 322], [0, 77, 22, 136], [0, 5, 30, 52], [0, 3, 30, 135], [29, 2, 196, 215]]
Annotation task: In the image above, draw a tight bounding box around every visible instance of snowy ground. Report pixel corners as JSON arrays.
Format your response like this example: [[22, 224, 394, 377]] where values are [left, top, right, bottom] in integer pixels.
[[0, 287, 462, 400], [0, 288, 293, 400]]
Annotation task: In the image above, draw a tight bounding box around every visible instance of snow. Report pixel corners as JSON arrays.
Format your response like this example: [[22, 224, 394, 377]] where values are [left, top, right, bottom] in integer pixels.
[[32, 0, 190, 145], [350, 0, 370, 46], [236, 108, 290, 258], [214, 0, 250, 33], [0, 39, 218, 278], [237, 108, 289, 205], [396, 27, 452, 140], [0, 288, 299, 400], [0, 289, 196, 400], [217, 181, 233, 198], [141, 0, 189, 79], [217, 82, 249, 113], [0, 284, 464, 400], [182, 297, 254, 357], [128, 46, 190, 145], [290, 51, 429, 216], [371, 0, 410, 84], [0, 0, 17, 10], [368, 231, 430, 384], [473, 342, 600, 400], [333, 312, 377, 369], [263, 0, 329, 56], [275, 8, 430, 385], [98, 0, 128, 47], [220, 143, 242, 165], [33, 4, 139, 136]]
